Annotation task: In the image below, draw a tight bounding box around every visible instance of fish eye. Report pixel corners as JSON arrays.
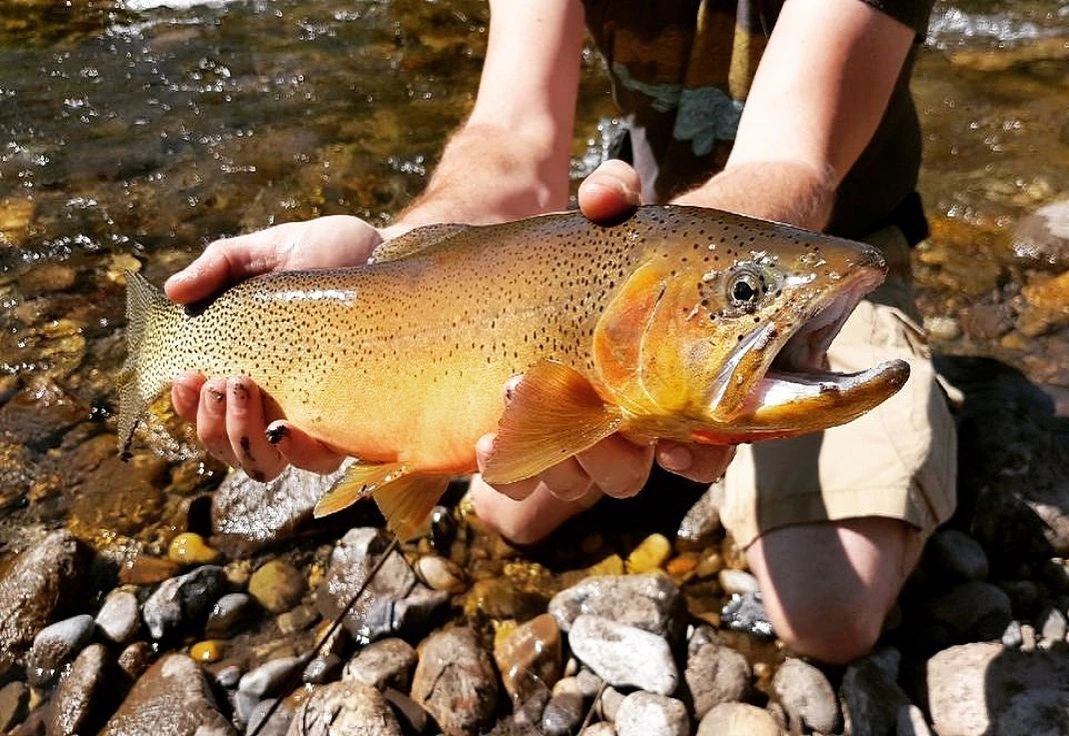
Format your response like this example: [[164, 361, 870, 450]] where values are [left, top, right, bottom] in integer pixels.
[[727, 268, 762, 309]]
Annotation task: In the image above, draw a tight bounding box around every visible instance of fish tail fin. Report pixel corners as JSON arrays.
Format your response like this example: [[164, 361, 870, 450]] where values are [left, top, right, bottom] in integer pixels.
[[119, 271, 184, 460]]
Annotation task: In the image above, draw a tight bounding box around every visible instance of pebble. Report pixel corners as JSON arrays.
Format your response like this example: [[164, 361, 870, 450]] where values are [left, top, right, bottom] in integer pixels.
[[685, 642, 751, 719], [897, 704, 933, 736], [316, 528, 448, 642], [493, 613, 562, 703], [581, 724, 615, 736], [429, 505, 457, 552], [771, 657, 840, 733], [924, 581, 1012, 641], [302, 653, 343, 685], [1039, 605, 1067, 642], [541, 691, 584, 736], [1011, 198, 1069, 271], [598, 686, 624, 723], [239, 656, 304, 698], [548, 573, 684, 639], [1021, 623, 1038, 651], [697, 703, 782, 736], [993, 689, 1069, 736], [415, 554, 468, 594], [119, 555, 182, 586], [246, 698, 293, 736], [625, 533, 671, 573], [117, 641, 154, 681], [615, 692, 689, 736], [924, 315, 962, 342], [382, 687, 430, 735], [289, 681, 402, 736], [575, 668, 603, 698], [190, 640, 224, 664], [342, 638, 418, 692], [99, 655, 234, 735], [676, 482, 723, 548], [410, 627, 498, 736], [48, 643, 109, 736], [924, 530, 989, 581], [1001, 620, 1023, 648], [665, 553, 697, 578], [720, 592, 774, 639], [248, 560, 306, 614], [695, 552, 724, 579], [0, 682, 29, 732], [718, 569, 759, 596], [841, 650, 910, 736], [26, 614, 95, 687], [276, 604, 319, 634], [95, 589, 140, 645], [568, 615, 678, 695], [0, 530, 89, 682], [167, 532, 221, 566], [142, 565, 228, 640], [214, 665, 242, 689], [204, 592, 257, 639]]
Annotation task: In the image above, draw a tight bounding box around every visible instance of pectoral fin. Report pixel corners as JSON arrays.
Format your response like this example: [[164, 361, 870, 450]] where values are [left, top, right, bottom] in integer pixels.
[[373, 475, 451, 541], [314, 461, 408, 518], [368, 223, 470, 264], [481, 360, 623, 485]]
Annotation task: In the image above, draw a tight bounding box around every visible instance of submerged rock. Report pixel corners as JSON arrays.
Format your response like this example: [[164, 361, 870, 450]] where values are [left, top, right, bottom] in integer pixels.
[[494, 613, 562, 704], [287, 681, 402, 736], [26, 614, 94, 687], [411, 627, 498, 736], [248, 559, 306, 614], [342, 637, 418, 692], [142, 565, 227, 640], [95, 590, 140, 645], [1012, 199, 1069, 272], [568, 615, 678, 695], [48, 643, 112, 736]]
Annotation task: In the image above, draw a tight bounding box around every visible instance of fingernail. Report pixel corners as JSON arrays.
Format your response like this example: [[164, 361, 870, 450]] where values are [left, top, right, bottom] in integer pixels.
[[205, 381, 226, 413], [659, 445, 692, 472], [265, 423, 288, 445], [229, 378, 248, 408], [172, 382, 197, 407]]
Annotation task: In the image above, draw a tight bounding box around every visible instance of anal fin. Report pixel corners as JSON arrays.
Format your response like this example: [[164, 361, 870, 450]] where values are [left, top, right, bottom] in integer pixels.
[[481, 360, 623, 485], [314, 462, 407, 518], [372, 475, 451, 541]]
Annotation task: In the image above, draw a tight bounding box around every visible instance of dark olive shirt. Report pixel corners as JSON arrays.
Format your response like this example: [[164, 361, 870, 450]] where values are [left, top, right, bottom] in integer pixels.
[[581, 0, 934, 242]]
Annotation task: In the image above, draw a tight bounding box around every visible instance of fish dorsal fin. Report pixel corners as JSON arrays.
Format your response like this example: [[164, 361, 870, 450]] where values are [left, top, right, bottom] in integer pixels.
[[373, 475, 451, 541], [314, 461, 408, 518], [481, 360, 623, 485], [367, 223, 470, 264]]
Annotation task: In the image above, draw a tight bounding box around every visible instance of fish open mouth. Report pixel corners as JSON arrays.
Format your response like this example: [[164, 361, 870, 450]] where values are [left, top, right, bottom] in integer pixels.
[[711, 263, 910, 436]]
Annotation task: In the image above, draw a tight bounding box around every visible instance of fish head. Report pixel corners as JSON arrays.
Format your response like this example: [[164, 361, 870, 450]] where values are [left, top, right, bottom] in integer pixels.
[[594, 208, 909, 442]]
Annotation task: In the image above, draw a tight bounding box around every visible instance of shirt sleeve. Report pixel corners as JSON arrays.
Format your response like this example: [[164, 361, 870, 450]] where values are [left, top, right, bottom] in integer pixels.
[[860, 0, 936, 39]]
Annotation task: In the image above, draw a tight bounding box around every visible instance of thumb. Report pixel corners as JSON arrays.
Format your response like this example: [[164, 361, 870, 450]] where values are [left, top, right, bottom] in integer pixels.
[[578, 159, 642, 224], [164, 233, 277, 304]]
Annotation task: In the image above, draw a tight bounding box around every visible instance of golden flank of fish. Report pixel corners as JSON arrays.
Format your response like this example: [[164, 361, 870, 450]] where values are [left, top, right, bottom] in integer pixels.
[[120, 206, 909, 538]]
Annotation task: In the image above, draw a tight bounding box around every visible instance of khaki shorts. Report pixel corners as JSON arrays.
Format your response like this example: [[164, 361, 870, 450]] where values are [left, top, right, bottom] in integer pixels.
[[720, 227, 958, 548]]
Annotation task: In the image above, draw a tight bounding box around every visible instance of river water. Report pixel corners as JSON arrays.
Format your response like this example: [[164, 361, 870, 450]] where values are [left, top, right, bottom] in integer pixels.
[[0, 0, 1066, 569]]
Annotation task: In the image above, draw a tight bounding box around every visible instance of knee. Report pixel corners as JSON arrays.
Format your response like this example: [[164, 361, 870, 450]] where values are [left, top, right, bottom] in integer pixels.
[[767, 593, 886, 665]]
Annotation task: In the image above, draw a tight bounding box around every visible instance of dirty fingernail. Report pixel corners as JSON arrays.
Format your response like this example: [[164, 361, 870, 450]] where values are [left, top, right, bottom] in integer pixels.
[[659, 445, 692, 472], [265, 423, 288, 445]]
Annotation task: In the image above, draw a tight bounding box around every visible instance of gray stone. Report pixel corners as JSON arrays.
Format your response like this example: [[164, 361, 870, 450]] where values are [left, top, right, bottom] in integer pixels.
[[215, 665, 242, 690], [382, 687, 430, 735], [0, 530, 89, 682], [316, 528, 448, 643], [96, 590, 140, 644], [897, 704, 933, 736], [1039, 605, 1068, 642], [541, 691, 584, 736], [720, 592, 775, 639], [685, 642, 750, 718], [25, 614, 94, 687], [924, 530, 989, 581], [771, 657, 840, 733], [286, 681, 402, 736], [204, 592, 257, 639], [142, 565, 227, 640], [343, 638, 418, 692], [247, 698, 294, 736], [924, 581, 1012, 641], [0, 681, 29, 732], [598, 686, 624, 723], [676, 481, 723, 548], [411, 627, 497, 736], [117, 641, 154, 681], [993, 689, 1069, 736], [1001, 620, 1023, 648], [302, 653, 342, 685], [1012, 199, 1069, 271], [568, 615, 678, 695], [718, 569, 759, 596], [48, 643, 110, 736], [614, 692, 689, 736], [548, 573, 684, 640], [100, 654, 235, 735], [697, 703, 781, 736], [841, 650, 910, 736], [238, 656, 303, 699], [575, 668, 603, 698]]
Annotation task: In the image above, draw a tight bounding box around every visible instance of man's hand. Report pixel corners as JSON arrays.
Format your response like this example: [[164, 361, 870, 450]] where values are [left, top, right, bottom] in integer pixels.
[[168, 215, 394, 480], [470, 159, 736, 544]]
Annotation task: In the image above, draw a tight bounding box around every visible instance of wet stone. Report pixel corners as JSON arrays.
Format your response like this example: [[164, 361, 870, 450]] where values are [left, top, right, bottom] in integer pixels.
[[100, 654, 234, 736], [117, 641, 154, 681], [316, 528, 448, 643], [248, 560, 306, 614], [383, 687, 430, 735], [720, 592, 775, 639], [411, 627, 498, 736], [0, 682, 29, 732], [598, 686, 624, 722], [214, 665, 242, 690], [575, 668, 603, 698], [247, 698, 294, 736], [276, 604, 319, 634], [204, 592, 257, 639], [96, 590, 140, 645], [142, 565, 227, 640], [493, 613, 562, 703], [548, 573, 684, 640], [0, 530, 89, 682], [288, 680, 401, 736], [625, 533, 671, 573], [541, 691, 584, 736], [697, 703, 781, 736], [924, 530, 989, 582], [771, 657, 840, 733], [1038, 605, 1067, 642], [48, 643, 110, 736], [190, 640, 224, 664], [342, 637, 417, 692], [26, 614, 94, 687], [615, 692, 689, 736], [239, 656, 303, 699], [167, 532, 221, 566], [119, 555, 181, 586], [676, 481, 723, 548], [685, 642, 751, 719], [1012, 199, 1069, 272], [302, 653, 342, 685], [568, 615, 678, 695], [415, 554, 468, 594]]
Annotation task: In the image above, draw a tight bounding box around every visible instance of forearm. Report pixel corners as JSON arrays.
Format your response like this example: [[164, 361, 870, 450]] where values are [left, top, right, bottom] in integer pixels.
[[673, 160, 836, 231]]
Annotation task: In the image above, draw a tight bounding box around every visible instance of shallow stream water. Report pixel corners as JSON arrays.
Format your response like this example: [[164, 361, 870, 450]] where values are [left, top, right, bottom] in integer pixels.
[[0, 0, 1066, 613]]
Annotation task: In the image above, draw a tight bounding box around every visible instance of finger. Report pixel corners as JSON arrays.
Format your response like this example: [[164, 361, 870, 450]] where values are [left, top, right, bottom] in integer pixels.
[[224, 377, 286, 482], [475, 433, 542, 501], [656, 441, 736, 483], [265, 420, 344, 474], [164, 234, 280, 304], [575, 434, 654, 499], [197, 378, 238, 467], [171, 373, 205, 423], [538, 457, 594, 502], [578, 159, 642, 223], [468, 474, 603, 546]]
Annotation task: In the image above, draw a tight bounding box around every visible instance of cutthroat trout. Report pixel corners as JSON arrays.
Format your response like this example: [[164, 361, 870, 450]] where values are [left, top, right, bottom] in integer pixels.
[[121, 206, 909, 538]]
